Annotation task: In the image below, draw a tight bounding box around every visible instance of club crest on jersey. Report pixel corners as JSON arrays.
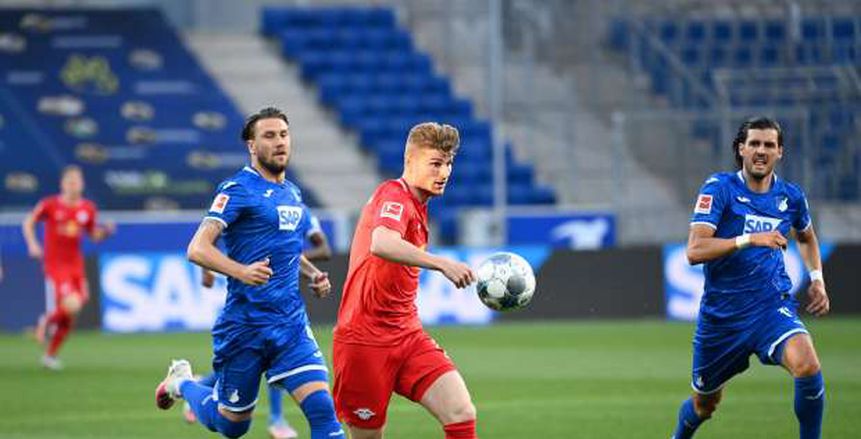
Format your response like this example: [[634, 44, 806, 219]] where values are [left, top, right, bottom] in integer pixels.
[[744, 214, 782, 233], [76, 210, 89, 224], [694, 194, 713, 214], [209, 193, 229, 214], [277, 205, 303, 231], [381, 201, 404, 221], [777, 197, 788, 212]]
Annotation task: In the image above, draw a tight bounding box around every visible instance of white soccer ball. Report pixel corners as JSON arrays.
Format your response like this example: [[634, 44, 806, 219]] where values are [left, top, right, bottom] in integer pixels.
[[475, 251, 536, 311]]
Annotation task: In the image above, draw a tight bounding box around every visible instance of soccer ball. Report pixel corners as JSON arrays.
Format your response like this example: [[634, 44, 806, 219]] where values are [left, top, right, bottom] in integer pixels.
[[475, 252, 536, 311]]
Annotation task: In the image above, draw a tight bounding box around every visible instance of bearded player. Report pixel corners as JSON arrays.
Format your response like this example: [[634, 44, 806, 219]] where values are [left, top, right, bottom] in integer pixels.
[[22, 165, 115, 370], [333, 122, 478, 439]]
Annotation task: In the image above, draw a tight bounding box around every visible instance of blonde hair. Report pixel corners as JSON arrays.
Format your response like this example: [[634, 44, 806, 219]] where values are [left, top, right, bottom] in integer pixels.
[[405, 122, 460, 156]]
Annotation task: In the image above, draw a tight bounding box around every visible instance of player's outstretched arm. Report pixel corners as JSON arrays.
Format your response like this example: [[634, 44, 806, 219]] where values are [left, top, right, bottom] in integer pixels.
[[687, 224, 787, 265], [370, 226, 474, 288], [21, 207, 43, 259], [796, 226, 830, 316], [303, 230, 332, 262], [299, 255, 331, 297], [187, 218, 273, 286]]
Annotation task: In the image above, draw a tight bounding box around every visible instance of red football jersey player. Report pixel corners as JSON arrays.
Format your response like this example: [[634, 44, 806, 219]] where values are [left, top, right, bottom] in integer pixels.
[[333, 122, 478, 439], [22, 165, 114, 370]]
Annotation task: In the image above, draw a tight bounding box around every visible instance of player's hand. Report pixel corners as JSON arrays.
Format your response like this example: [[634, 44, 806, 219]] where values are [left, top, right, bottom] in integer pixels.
[[309, 272, 331, 298], [102, 220, 117, 236], [27, 243, 43, 260], [750, 231, 788, 250], [238, 258, 273, 286], [805, 280, 830, 317], [201, 269, 216, 288], [438, 258, 475, 289]]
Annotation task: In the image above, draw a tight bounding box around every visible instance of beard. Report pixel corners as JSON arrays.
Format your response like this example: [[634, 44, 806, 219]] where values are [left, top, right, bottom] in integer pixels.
[[259, 154, 287, 175]]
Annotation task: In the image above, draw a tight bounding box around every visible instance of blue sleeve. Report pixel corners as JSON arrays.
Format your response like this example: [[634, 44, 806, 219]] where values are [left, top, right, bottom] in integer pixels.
[[690, 176, 726, 229], [203, 182, 250, 228], [793, 187, 812, 232], [306, 208, 322, 238]]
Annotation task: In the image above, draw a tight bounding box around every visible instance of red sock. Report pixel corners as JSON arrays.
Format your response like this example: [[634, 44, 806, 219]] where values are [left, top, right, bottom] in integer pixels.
[[444, 419, 477, 439], [47, 315, 72, 357]]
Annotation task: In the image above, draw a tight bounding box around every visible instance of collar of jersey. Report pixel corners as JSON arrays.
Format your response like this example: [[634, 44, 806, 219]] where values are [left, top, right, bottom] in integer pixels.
[[397, 178, 427, 206], [735, 170, 779, 196], [244, 165, 289, 187]]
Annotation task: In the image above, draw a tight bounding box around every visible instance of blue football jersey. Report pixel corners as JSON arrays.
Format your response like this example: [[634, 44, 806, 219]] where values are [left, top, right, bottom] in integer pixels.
[[690, 171, 812, 325], [204, 166, 312, 326]]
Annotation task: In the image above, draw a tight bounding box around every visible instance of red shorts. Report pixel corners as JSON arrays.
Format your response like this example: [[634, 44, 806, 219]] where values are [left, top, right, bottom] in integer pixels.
[[333, 331, 457, 429], [45, 273, 89, 312]]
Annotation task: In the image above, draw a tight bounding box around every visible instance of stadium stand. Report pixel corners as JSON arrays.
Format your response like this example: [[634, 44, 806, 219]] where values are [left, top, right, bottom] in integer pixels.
[[0, 8, 317, 211], [608, 14, 861, 201], [261, 6, 556, 239]]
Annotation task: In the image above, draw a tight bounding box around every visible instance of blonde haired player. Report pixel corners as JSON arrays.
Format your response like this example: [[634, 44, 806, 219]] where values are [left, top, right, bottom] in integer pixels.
[[333, 122, 478, 439]]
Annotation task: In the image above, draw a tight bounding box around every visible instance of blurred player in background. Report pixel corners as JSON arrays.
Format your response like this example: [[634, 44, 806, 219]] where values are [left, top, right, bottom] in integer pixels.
[[21, 164, 115, 370], [333, 122, 478, 439], [154, 107, 344, 439], [672, 117, 829, 439], [188, 209, 332, 439]]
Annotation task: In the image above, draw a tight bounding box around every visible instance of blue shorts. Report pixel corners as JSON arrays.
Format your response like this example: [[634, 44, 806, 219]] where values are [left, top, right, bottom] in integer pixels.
[[211, 321, 329, 412], [691, 299, 808, 394]]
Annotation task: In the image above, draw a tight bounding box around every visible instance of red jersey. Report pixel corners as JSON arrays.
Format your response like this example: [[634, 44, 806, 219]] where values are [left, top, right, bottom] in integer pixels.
[[334, 179, 429, 346], [33, 196, 97, 278]]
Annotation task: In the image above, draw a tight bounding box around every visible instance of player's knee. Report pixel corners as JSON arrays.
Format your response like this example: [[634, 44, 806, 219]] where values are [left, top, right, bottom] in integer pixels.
[[446, 400, 476, 423], [693, 395, 720, 419], [792, 359, 821, 378], [215, 411, 251, 438]]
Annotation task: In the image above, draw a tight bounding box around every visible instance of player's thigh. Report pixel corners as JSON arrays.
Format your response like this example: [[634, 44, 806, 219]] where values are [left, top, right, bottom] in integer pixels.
[[395, 333, 470, 423], [213, 347, 265, 414], [781, 333, 821, 377], [751, 302, 811, 371], [347, 425, 384, 439], [332, 341, 397, 430], [268, 325, 331, 402], [691, 326, 753, 394]]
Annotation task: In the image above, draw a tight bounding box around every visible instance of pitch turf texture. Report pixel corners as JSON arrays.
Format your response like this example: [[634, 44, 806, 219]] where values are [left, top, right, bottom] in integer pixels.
[[1, 319, 859, 438]]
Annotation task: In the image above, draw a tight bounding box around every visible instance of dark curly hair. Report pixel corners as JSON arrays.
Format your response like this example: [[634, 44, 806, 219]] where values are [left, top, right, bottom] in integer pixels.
[[732, 116, 783, 169]]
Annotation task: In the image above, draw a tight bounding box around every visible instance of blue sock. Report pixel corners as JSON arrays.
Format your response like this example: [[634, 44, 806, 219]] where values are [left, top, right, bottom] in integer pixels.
[[180, 380, 218, 431], [795, 372, 825, 439], [180, 380, 252, 438], [299, 390, 344, 439], [672, 398, 704, 439], [198, 372, 218, 388], [268, 383, 284, 426]]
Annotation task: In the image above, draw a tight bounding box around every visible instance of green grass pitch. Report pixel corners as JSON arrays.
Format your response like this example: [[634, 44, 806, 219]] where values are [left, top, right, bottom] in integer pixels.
[[1, 318, 859, 438]]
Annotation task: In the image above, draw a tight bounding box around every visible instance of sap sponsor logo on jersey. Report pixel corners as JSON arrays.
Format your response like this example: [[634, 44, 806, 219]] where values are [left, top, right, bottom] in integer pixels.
[[277, 206, 303, 231], [743, 214, 782, 233], [417, 247, 550, 325], [663, 242, 833, 321], [100, 253, 227, 332]]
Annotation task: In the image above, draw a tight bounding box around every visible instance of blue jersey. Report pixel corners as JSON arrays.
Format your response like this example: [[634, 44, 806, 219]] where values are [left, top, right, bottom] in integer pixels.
[[204, 166, 312, 326], [690, 171, 812, 326]]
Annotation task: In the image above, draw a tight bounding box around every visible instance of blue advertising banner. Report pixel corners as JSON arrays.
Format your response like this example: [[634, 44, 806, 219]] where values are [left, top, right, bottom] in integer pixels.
[[507, 211, 615, 249], [97, 246, 552, 332], [664, 242, 834, 321]]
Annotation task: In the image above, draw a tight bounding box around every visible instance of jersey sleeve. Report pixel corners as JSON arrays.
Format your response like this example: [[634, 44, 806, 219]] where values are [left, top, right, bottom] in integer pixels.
[[371, 187, 414, 237], [32, 198, 51, 221], [792, 187, 813, 232], [690, 176, 726, 230], [203, 182, 250, 228], [305, 206, 323, 238], [85, 202, 98, 234]]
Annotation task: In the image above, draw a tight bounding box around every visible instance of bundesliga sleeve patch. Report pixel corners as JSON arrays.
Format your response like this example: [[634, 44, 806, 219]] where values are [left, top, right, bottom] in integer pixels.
[[209, 193, 230, 214], [380, 201, 404, 221], [694, 194, 713, 214]]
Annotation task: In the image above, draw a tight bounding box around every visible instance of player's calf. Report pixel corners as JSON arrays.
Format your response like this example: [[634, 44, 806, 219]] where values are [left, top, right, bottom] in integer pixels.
[[298, 389, 345, 439], [692, 391, 722, 419]]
